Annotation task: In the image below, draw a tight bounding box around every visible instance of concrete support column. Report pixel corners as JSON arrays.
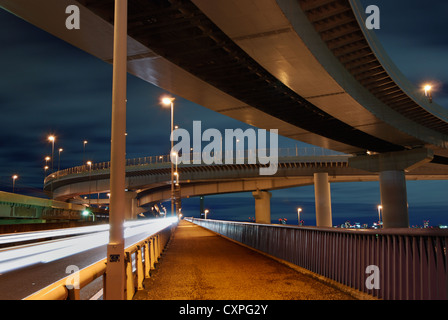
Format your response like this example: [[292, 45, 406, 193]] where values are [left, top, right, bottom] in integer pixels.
[[349, 148, 433, 228], [252, 189, 271, 224], [124, 191, 135, 220], [314, 172, 333, 227], [379, 170, 409, 228], [124, 191, 144, 220]]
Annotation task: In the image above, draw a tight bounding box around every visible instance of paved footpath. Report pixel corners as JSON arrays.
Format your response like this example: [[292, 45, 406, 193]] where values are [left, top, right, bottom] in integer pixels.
[[134, 220, 355, 300]]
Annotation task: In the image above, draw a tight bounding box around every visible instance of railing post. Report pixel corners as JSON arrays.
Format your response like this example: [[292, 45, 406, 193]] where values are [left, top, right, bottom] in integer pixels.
[[155, 234, 160, 261], [67, 286, 80, 300], [144, 241, 151, 278], [136, 246, 144, 290], [150, 237, 156, 270], [125, 252, 135, 300]]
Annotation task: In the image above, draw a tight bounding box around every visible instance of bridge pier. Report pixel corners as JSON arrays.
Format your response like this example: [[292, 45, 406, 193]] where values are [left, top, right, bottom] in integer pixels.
[[349, 148, 433, 228], [314, 172, 333, 227], [252, 189, 271, 224], [125, 191, 144, 220], [379, 170, 409, 228]]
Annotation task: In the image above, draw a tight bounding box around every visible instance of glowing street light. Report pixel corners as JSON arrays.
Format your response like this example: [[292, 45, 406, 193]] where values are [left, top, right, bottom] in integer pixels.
[[161, 96, 176, 217], [172, 151, 179, 182], [48, 135, 55, 171], [12, 175, 18, 193], [424, 84, 433, 103], [297, 207, 302, 226], [377, 205, 383, 227], [58, 148, 63, 173], [83, 140, 88, 165], [82, 209, 95, 222], [45, 156, 51, 170], [87, 161, 92, 206], [204, 209, 210, 219], [43, 165, 49, 189], [161, 97, 175, 107]]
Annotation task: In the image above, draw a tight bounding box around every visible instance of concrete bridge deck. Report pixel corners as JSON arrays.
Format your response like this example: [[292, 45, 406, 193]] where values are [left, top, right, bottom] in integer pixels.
[[134, 220, 356, 300]]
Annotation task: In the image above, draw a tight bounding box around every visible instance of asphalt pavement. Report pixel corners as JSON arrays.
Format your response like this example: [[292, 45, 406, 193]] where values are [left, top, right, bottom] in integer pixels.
[[134, 220, 355, 300]]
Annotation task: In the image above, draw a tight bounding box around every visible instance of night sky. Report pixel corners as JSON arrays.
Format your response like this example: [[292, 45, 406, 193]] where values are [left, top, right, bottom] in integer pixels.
[[0, 1, 447, 227]]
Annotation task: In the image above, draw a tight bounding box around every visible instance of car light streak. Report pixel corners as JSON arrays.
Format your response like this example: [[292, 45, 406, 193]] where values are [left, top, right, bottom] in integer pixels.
[[0, 224, 110, 245], [0, 217, 177, 274]]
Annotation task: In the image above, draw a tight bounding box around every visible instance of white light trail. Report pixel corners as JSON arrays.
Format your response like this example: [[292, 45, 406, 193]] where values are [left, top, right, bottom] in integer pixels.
[[0, 217, 178, 274], [0, 224, 110, 245]]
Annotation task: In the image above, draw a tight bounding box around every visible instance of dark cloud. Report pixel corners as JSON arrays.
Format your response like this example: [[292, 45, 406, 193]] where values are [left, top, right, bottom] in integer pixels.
[[360, 0, 448, 107]]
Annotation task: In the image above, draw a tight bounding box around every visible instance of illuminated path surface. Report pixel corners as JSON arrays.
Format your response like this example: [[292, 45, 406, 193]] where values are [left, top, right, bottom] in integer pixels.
[[134, 220, 356, 300]]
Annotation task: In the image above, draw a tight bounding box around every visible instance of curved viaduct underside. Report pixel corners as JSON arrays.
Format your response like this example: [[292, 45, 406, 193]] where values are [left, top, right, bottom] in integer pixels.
[[2, 0, 447, 159], [79, 0, 448, 157]]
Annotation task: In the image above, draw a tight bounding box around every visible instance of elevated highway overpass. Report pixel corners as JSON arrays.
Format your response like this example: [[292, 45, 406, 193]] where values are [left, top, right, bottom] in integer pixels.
[[2, 0, 448, 227], [44, 149, 448, 227], [1, 0, 448, 155]]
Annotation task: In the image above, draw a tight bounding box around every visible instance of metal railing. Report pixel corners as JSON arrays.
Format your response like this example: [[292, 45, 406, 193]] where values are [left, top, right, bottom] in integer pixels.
[[44, 147, 348, 184], [24, 222, 175, 300], [188, 218, 448, 300]]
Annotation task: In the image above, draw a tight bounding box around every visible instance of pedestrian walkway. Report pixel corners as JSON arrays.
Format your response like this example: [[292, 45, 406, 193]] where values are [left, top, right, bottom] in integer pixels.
[[134, 220, 355, 300]]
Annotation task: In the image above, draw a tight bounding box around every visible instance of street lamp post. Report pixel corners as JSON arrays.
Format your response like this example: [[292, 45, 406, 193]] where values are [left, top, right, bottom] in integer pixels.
[[58, 148, 63, 174], [297, 207, 302, 226], [48, 136, 56, 197], [173, 151, 182, 216], [87, 161, 92, 206], [12, 175, 18, 193], [48, 136, 55, 172], [162, 96, 175, 217], [44, 157, 50, 183], [43, 166, 49, 190], [83, 140, 88, 165], [377, 205, 382, 227], [172, 151, 179, 180], [105, 0, 128, 300], [424, 85, 433, 103]]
